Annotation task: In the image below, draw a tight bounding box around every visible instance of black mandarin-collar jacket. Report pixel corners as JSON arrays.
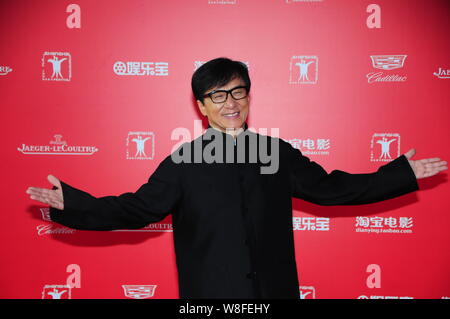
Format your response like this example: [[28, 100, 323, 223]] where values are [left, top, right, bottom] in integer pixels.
[[50, 123, 419, 299]]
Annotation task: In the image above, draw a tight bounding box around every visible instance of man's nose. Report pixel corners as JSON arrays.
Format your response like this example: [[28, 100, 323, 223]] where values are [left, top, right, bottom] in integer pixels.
[[224, 92, 238, 108]]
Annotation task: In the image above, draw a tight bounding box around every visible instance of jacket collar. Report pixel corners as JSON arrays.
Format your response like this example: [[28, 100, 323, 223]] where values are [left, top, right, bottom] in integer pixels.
[[203, 122, 249, 146], [206, 122, 248, 136]]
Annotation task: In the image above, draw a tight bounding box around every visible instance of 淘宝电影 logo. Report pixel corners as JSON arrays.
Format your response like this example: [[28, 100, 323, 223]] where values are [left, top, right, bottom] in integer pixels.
[[284, 137, 330, 156], [355, 216, 414, 234]]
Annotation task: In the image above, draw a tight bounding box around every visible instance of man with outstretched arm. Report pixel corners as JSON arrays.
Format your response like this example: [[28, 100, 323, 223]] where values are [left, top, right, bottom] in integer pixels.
[[26, 58, 448, 299]]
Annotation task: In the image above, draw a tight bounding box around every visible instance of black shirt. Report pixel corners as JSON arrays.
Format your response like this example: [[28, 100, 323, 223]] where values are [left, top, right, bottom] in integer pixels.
[[49, 123, 419, 298]]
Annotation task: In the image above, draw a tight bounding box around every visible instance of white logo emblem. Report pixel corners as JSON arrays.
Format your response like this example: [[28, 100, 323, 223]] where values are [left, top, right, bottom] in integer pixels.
[[126, 132, 155, 160], [284, 137, 330, 155], [0, 66, 12, 75], [358, 295, 413, 299], [17, 134, 98, 156], [367, 55, 407, 83], [122, 285, 157, 299], [42, 285, 71, 299], [113, 61, 169, 76], [370, 55, 406, 70], [433, 67, 450, 79], [370, 133, 400, 162], [355, 216, 414, 234], [299, 286, 316, 299], [42, 52, 71, 81], [289, 56, 318, 84], [293, 217, 330, 231]]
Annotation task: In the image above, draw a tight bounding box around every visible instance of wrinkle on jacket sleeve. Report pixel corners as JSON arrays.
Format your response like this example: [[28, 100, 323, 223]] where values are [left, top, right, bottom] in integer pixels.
[[49, 155, 182, 231], [287, 144, 419, 206]]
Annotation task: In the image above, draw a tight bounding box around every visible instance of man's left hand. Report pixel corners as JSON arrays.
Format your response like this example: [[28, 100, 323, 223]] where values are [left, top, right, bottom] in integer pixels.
[[404, 149, 448, 179]]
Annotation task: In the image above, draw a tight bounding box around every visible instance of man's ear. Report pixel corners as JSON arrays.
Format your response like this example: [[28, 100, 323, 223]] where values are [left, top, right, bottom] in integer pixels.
[[197, 100, 207, 116]]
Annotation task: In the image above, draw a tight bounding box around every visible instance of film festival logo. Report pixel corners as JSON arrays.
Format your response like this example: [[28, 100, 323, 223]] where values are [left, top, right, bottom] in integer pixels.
[[284, 137, 330, 156], [367, 55, 407, 84], [433, 67, 450, 79], [126, 131, 155, 160], [42, 285, 72, 299], [299, 286, 316, 299], [122, 285, 157, 299], [370, 133, 400, 162], [17, 134, 98, 156], [113, 61, 169, 76], [289, 56, 318, 84], [0, 65, 12, 76], [42, 52, 71, 81]]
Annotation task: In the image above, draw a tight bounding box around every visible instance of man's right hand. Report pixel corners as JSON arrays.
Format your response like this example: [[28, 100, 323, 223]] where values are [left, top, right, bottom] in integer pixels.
[[26, 174, 64, 210]]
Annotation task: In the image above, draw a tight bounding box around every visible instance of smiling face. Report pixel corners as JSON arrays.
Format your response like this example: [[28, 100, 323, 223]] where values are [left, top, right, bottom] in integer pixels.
[[197, 77, 250, 135]]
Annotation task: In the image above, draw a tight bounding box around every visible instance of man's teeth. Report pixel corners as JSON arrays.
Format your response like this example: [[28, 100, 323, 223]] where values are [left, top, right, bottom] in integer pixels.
[[224, 112, 239, 117]]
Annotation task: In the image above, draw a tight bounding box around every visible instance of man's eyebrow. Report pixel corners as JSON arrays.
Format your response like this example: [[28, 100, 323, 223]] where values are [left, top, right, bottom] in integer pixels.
[[212, 85, 245, 92]]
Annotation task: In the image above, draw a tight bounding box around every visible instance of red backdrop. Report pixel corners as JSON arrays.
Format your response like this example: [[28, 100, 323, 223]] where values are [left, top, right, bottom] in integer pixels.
[[1, 0, 449, 299]]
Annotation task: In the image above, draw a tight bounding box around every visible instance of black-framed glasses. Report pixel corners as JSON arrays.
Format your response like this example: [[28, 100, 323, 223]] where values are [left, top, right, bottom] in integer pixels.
[[203, 86, 249, 104]]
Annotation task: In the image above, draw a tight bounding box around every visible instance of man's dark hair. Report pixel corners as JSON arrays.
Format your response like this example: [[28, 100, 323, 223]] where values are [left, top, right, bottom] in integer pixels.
[[192, 57, 251, 104]]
